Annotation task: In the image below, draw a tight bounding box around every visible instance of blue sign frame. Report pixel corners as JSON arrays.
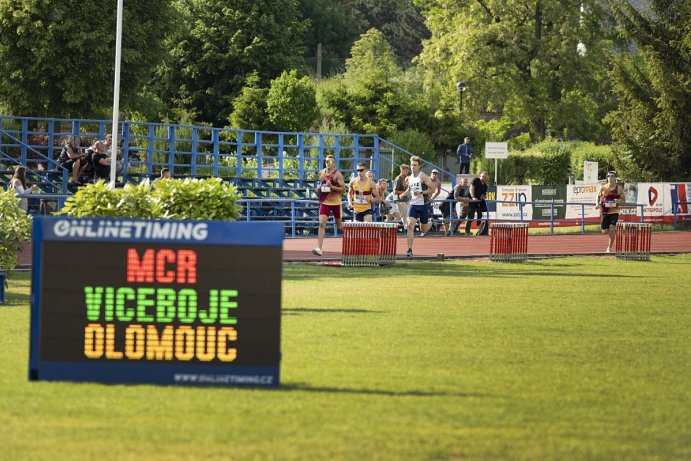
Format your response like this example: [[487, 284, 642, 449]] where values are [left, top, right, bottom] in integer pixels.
[[29, 217, 283, 388]]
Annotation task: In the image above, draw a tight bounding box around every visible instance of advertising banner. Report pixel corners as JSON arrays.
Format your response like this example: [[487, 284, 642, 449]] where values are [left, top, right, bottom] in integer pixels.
[[531, 185, 567, 221], [637, 183, 665, 222], [484, 185, 497, 220], [665, 182, 691, 223], [566, 184, 600, 220], [496, 185, 532, 221]]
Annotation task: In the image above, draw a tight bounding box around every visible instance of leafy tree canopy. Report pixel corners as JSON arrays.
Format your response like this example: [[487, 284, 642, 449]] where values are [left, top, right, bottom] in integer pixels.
[[0, 0, 173, 118], [158, 0, 306, 125], [267, 70, 320, 132], [607, 0, 691, 180], [415, 0, 617, 142]]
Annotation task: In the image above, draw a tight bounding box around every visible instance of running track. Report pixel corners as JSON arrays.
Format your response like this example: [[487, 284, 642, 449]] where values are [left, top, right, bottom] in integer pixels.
[[17, 232, 691, 266], [283, 231, 691, 262]]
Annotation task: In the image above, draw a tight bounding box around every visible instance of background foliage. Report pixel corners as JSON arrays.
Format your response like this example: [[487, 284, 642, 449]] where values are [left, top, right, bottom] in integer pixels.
[[0, 189, 32, 272]]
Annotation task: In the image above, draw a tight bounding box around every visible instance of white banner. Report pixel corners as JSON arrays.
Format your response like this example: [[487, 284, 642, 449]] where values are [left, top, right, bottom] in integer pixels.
[[637, 182, 665, 221], [565, 184, 600, 219], [583, 161, 598, 183], [496, 185, 532, 221]]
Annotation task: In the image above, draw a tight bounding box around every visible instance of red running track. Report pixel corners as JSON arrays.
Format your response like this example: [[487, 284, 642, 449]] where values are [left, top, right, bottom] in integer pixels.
[[283, 231, 691, 262], [17, 231, 691, 266]]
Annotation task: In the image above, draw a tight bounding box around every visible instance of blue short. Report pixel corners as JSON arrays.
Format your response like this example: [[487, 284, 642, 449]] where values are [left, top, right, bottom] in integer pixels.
[[408, 204, 429, 224]]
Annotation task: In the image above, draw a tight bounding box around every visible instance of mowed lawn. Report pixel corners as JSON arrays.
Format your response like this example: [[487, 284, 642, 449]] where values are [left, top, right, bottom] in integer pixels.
[[1, 255, 690, 461]]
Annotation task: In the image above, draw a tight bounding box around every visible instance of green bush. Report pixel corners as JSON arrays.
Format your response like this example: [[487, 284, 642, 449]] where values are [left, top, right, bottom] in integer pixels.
[[478, 139, 570, 185], [0, 188, 32, 273], [59, 178, 241, 221]]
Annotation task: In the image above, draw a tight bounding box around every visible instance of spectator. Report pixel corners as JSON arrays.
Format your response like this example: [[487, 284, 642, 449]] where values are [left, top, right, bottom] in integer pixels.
[[103, 134, 125, 176], [91, 141, 111, 181], [466, 172, 489, 236], [312, 155, 346, 257], [456, 137, 474, 174], [57, 135, 86, 183], [347, 162, 378, 222], [454, 177, 471, 235], [428, 168, 443, 221], [10, 166, 37, 212], [393, 164, 410, 230], [596, 171, 625, 253]]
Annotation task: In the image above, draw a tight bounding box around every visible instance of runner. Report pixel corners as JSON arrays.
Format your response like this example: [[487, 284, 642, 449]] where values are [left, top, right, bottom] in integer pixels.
[[347, 162, 379, 222], [403, 156, 436, 257], [596, 171, 624, 253], [312, 155, 346, 256]]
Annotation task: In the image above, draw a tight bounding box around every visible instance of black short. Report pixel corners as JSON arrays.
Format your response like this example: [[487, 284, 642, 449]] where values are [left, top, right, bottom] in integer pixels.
[[355, 209, 372, 222], [601, 213, 619, 230]]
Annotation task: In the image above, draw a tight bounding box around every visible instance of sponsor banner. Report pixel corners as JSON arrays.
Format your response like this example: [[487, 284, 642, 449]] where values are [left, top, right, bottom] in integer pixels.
[[619, 183, 640, 217], [496, 185, 532, 221], [566, 184, 600, 220], [637, 182, 665, 222], [531, 185, 567, 221], [665, 182, 691, 223], [484, 185, 497, 220]]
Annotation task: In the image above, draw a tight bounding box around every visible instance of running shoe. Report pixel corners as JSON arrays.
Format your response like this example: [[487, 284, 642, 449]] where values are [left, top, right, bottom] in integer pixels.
[[406, 248, 413, 257], [312, 247, 322, 256], [605, 247, 612, 254]]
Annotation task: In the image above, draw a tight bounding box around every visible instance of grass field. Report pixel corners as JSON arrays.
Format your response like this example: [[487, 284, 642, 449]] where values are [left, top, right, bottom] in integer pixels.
[[2, 255, 691, 460]]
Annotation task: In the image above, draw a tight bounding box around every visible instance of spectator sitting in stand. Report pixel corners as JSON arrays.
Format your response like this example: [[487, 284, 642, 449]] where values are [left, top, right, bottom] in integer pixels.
[[92, 141, 112, 181], [57, 135, 86, 183], [103, 134, 125, 176]]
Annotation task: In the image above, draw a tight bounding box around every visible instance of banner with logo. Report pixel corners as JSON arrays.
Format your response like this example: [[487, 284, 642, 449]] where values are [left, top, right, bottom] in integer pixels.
[[496, 185, 532, 221], [565, 184, 600, 220], [531, 185, 567, 221], [637, 182, 665, 222], [665, 182, 691, 223], [484, 185, 497, 219]]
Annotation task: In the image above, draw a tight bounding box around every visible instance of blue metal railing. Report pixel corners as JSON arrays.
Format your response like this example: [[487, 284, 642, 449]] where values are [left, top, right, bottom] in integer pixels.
[[672, 200, 691, 228], [20, 193, 655, 237]]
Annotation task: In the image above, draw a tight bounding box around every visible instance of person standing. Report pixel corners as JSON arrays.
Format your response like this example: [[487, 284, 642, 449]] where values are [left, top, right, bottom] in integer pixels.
[[596, 171, 625, 253], [428, 168, 442, 216], [347, 162, 379, 222], [393, 164, 410, 230], [454, 177, 471, 235], [9, 166, 37, 212], [404, 156, 436, 257], [312, 155, 346, 256], [466, 172, 489, 235], [456, 137, 474, 174]]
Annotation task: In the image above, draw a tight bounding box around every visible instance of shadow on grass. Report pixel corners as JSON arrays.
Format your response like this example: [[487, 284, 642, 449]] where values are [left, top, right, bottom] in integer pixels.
[[280, 382, 485, 398], [283, 307, 386, 316]]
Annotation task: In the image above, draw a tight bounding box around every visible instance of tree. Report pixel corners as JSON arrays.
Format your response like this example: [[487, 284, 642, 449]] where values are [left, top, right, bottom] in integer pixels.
[[415, 0, 617, 142], [228, 73, 270, 130], [267, 70, 320, 132], [157, 0, 306, 125], [607, 0, 691, 180], [320, 29, 431, 138], [0, 0, 173, 118]]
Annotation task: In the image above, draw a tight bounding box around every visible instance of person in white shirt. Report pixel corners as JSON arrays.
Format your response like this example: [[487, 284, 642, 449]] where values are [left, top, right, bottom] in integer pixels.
[[10, 166, 37, 212], [401, 156, 436, 257]]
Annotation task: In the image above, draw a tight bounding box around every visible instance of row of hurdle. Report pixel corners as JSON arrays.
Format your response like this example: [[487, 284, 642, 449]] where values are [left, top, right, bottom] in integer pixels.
[[340, 222, 653, 266]]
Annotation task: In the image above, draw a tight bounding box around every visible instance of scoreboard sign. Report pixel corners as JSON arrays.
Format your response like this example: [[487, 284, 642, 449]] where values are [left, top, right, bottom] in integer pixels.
[[29, 217, 283, 388]]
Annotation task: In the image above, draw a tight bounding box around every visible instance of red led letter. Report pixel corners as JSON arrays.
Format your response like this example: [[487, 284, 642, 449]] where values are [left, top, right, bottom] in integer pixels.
[[127, 249, 154, 283]]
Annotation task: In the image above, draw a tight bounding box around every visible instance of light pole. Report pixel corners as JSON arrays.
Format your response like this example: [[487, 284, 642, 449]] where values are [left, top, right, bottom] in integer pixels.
[[456, 81, 467, 112]]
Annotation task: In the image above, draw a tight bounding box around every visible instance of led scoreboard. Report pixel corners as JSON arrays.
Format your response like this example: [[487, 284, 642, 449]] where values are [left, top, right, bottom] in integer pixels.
[[29, 217, 283, 388]]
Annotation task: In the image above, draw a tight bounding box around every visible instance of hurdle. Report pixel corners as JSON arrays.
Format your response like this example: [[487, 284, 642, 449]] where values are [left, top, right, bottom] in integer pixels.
[[489, 223, 529, 262], [342, 222, 398, 266], [615, 222, 652, 261]]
